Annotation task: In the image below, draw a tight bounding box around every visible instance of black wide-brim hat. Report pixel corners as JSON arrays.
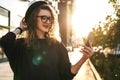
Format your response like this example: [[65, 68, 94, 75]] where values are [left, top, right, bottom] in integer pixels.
[[25, 1, 48, 23]]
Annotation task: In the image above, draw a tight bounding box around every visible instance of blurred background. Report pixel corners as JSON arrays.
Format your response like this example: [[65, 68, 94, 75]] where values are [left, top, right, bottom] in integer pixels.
[[0, 0, 120, 80]]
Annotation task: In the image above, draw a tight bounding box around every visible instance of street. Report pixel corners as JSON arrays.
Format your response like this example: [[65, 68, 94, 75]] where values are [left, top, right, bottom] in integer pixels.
[[69, 48, 102, 80], [0, 48, 102, 80], [0, 61, 13, 80]]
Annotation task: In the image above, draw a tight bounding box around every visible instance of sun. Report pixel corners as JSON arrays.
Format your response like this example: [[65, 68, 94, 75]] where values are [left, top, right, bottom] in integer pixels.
[[72, 0, 114, 38]]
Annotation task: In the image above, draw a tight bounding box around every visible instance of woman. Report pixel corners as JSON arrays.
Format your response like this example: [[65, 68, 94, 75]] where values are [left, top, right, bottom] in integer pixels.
[[0, 1, 94, 80]]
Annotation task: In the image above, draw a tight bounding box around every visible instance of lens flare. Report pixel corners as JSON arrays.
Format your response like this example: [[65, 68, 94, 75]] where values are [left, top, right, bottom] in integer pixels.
[[32, 55, 43, 65]]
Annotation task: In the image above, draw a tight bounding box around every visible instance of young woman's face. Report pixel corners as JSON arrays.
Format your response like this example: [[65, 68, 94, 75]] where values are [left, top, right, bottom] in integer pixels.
[[36, 9, 53, 34]]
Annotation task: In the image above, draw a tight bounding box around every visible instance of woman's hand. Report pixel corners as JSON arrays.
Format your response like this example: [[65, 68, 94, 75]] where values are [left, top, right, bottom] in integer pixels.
[[80, 40, 94, 59], [71, 40, 94, 74], [13, 18, 27, 35], [20, 17, 27, 31]]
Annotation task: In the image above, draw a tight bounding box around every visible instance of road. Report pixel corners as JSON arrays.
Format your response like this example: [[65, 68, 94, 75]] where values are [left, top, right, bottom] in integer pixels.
[[0, 61, 13, 80], [0, 48, 102, 80]]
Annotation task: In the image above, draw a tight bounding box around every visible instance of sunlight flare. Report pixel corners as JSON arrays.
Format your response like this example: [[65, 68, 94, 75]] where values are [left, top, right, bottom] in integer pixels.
[[72, 0, 114, 38]]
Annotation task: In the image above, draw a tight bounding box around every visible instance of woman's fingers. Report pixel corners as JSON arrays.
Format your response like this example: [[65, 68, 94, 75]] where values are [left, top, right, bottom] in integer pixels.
[[80, 45, 94, 58]]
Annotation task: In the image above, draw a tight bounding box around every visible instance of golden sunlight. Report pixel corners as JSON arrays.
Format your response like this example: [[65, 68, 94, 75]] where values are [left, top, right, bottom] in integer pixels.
[[72, 0, 114, 38]]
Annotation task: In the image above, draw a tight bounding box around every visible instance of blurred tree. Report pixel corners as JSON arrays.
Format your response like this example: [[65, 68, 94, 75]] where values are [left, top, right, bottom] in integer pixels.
[[91, 1, 120, 80], [109, 0, 120, 17], [92, 0, 120, 49], [92, 15, 117, 49], [109, 0, 120, 48], [92, 22, 105, 47]]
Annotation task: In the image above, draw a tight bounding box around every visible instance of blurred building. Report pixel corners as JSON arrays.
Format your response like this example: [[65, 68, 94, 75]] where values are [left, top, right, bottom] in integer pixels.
[[0, 6, 10, 37], [58, 0, 75, 46]]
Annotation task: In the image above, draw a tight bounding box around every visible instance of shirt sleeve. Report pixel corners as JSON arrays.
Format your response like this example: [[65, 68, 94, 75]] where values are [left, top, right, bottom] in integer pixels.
[[57, 42, 76, 80], [0, 32, 16, 61]]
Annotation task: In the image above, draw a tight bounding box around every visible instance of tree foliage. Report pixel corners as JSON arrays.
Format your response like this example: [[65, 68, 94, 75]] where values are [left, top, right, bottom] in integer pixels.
[[109, 0, 120, 17], [91, 1, 120, 80], [92, 15, 117, 49], [91, 53, 120, 80], [92, 0, 120, 49]]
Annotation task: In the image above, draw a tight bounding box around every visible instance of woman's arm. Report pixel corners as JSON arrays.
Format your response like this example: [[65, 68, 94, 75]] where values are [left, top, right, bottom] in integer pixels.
[[71, 40, 94, 74], [58, 42, 76, 80], [0, 18, 25, 49], [0, 18, 25, 58]]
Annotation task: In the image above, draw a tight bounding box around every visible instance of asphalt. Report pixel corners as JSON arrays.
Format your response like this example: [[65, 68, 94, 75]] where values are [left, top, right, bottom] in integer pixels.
[[0, 61, 13, 80]]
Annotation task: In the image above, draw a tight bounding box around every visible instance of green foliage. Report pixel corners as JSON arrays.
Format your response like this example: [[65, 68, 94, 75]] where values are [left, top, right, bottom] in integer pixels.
[[114, 19, 120, 45], [92, 0, 120, 49], [109, 0, 120, 18], [91, 1, 120, 80], [109, 0, 117, 4], [90, 53, 120, 80], [91, 15, 119, 49]]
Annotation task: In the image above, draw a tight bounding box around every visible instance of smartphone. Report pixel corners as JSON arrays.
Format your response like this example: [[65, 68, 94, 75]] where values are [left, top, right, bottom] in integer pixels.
[[85, 32, 93, 47]]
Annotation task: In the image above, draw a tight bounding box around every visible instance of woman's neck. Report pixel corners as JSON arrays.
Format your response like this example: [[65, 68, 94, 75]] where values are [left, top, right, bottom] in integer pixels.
[[36, 30, 45, 39]]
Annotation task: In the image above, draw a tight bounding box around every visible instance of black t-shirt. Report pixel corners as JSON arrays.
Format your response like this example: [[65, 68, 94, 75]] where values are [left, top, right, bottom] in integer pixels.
[[0, 32, 76, 80]]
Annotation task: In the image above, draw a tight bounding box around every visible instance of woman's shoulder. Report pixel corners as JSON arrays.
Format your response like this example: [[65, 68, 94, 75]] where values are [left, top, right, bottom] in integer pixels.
[[16, 38, 25, 44], [49, 38, 66, 49], [49, 38, 61, 45]]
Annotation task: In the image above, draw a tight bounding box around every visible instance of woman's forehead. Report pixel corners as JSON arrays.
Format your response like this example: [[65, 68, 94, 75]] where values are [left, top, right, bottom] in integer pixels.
[[38, 9, 51, 16]]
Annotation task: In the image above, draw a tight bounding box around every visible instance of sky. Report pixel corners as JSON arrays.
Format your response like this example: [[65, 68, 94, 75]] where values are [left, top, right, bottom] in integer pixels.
[[72, 0, 115, 38]]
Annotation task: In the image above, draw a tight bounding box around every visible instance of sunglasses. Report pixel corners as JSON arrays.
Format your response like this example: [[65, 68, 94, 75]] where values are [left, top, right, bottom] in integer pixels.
[[37, 16, 53, 24]]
